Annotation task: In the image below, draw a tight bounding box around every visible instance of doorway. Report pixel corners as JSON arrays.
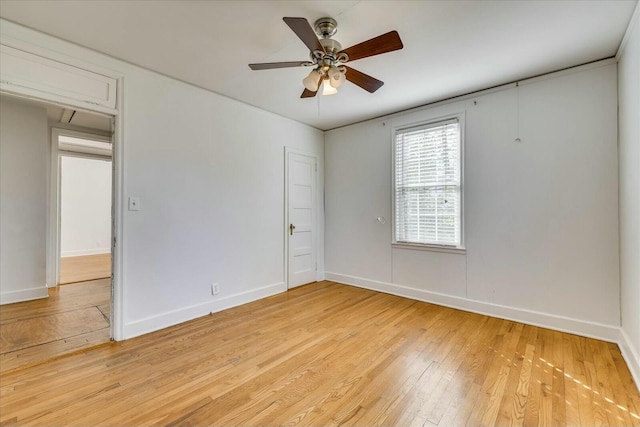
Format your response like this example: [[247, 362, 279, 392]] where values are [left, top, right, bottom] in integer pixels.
[[55, 133, 113, 286], [0, 97, 116, 373], [285, 148, 318, 289]]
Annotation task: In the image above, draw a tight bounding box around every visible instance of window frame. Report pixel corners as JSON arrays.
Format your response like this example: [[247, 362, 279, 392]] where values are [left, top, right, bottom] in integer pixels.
[[391, 112, 466, 253]]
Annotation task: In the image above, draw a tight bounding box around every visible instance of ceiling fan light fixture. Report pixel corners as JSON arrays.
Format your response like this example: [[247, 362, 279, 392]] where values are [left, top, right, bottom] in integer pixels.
[[328, 66, 345, 88], [250, 17, 404, 98], [302, 69, 322, 91], [322, 78, 338, 95]]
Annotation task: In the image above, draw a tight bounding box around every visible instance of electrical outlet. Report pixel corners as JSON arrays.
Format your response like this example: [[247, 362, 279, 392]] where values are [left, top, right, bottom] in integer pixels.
[[211, 283, 220, 295]]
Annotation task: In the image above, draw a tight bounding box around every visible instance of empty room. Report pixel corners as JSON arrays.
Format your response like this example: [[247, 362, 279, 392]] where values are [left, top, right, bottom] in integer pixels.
[[0, 1, 638, 426]]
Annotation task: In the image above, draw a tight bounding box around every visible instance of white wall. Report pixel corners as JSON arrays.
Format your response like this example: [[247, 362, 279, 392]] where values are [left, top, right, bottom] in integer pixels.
[[0, 19, 325, 338], [60, 156, 112, 257], [122, 69, 325, 337], [0, 96, 49, 304], [618, 4, 640, 388], [326, 61, 620, 340]]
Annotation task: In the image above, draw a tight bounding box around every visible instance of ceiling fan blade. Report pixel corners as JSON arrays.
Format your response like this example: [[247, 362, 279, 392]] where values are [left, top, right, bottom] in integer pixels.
[[283, 17, 325, 53], [301, 88, 318, 98], [249, 61, 309, 70], [339, 31, 403, 62], [344, 66, 384, 93]]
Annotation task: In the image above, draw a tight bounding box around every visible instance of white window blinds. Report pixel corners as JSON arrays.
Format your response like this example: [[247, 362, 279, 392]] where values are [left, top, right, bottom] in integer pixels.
[[394, 118, 462, 247]]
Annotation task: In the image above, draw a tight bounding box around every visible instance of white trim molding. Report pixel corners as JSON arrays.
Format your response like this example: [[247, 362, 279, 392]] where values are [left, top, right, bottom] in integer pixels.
[[324, 272, 621, 343], [111, 77, 124, 342], [123, 282, 286, 340], [0, 286, 49, 305]]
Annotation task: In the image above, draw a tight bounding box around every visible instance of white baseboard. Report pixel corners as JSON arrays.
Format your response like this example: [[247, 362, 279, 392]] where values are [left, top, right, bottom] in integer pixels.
[[0, 286, 49, 305], [61, 248, 111, 257], [324, 272, 621, 343], [123, 281, 287, 339], [619, 328, 640, 392]]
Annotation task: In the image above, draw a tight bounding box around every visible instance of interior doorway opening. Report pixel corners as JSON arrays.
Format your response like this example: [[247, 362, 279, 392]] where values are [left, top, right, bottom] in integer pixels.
[[59, 155, 112, 284], [0, 94, 116, 373], [54, 132, 113, 286]]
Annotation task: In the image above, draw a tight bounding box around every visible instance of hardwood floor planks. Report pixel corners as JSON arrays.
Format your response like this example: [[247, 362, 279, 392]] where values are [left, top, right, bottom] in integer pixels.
[[0, 307, 108, 353], [551, 330, 567, 427], [0, 281, 638, 426], [494, 324, 534, 426], [59, 253, 111, 285], [0, 279, 111, 374], [562, 334, 582, 426], [0, 279, 110, 324], [0, 328, 110, 376]]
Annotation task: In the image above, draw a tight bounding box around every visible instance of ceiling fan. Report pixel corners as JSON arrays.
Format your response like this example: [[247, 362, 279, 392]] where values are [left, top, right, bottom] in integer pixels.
[[249, 17, 403, 98]]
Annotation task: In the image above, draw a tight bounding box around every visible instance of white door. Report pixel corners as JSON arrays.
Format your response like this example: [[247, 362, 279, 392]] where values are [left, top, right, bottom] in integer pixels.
[[287, 150, 317, 288]]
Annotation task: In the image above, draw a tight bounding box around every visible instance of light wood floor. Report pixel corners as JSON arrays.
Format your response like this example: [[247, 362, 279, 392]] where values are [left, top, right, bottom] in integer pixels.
[[1, 281, 638, 426], [0, 279, 110, 374], [59, 253, 111, 285]]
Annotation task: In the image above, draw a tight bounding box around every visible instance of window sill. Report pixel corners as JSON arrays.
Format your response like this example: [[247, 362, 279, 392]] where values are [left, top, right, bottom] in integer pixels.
[[392, 242, 466, 255]]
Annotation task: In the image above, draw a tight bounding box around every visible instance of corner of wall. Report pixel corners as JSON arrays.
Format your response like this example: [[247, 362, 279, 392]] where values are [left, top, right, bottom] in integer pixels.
[[616, 1, 640, 60], [617, 0, 640, 394], [619, 329, 640, 393]]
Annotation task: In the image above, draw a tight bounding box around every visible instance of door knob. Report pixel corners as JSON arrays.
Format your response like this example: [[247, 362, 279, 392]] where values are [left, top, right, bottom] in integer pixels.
[[289, 224, 295, 235]]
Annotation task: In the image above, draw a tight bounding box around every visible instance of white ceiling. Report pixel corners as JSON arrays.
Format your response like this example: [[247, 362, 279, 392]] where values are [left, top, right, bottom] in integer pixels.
[[0, 0, 636, 130]]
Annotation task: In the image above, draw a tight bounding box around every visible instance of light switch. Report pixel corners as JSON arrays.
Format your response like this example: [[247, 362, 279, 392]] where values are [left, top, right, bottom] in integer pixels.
[[128, 196, 140, 211]]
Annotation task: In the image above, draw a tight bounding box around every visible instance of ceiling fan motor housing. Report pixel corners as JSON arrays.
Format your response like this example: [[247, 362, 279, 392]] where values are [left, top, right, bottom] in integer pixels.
[[320, 38, 342, 56], [314, 17, 338, 38]]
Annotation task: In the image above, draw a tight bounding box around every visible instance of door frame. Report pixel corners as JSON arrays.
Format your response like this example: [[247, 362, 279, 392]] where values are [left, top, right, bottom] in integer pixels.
[[49, 128, 113, 288], [1, 61, 124, 341], [284, 146, 319, 289]]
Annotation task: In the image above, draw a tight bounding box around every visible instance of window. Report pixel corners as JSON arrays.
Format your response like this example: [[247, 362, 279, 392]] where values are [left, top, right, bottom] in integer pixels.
[[394, 116, 463, 249]]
